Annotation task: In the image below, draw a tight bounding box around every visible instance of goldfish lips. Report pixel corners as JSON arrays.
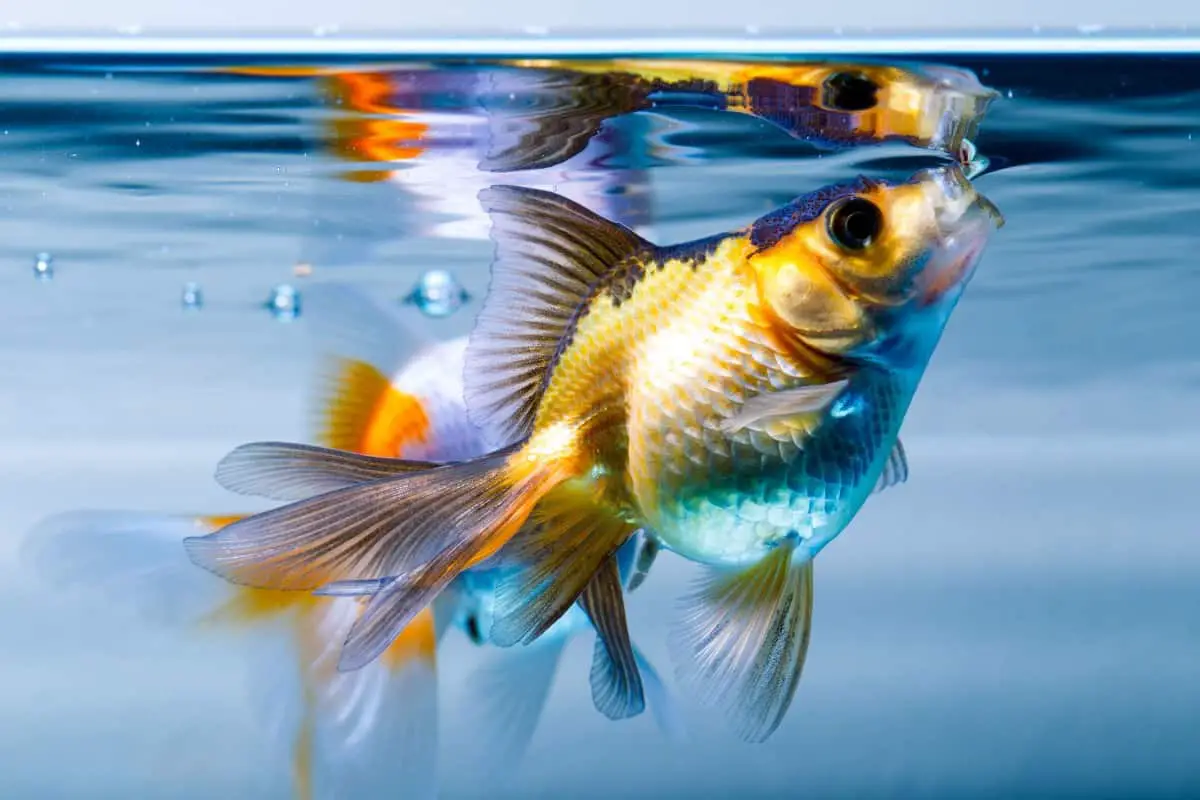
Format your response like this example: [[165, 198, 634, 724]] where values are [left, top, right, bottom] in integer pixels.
[[918, 224, 989, 305]]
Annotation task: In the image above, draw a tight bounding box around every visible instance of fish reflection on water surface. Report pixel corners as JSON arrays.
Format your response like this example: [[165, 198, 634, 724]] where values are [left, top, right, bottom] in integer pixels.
[[219, 57, 995, 173]]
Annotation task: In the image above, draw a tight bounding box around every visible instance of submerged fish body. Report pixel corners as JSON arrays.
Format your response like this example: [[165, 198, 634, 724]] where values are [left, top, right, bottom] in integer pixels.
[[490, 167, 994, 568], [187, 163, 1001, 742]]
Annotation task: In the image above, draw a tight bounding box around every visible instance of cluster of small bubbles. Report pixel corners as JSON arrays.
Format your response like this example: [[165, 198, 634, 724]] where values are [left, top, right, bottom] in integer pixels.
[[265, 284, 301, 320], [181, 282, 203, 310], [403, 269, 470, 318], [33, 252, 53, 280]]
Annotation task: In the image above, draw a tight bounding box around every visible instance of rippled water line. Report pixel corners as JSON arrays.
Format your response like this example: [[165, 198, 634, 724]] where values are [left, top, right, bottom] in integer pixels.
[[2, 35, 1200, 57]]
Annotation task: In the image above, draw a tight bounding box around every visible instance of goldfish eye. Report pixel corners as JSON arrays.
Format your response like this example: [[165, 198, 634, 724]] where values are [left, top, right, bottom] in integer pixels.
[[822, 71, 878, 111], [827, 197, 882, 251]]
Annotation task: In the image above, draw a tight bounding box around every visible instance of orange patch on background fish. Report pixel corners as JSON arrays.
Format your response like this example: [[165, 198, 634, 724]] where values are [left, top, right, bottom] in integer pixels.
[[291, 706, 315, 800], [205, 586, 323, 627], [197, 514, 246, 531], [381, 607, 437, 669], [319, 358, 432, 457]]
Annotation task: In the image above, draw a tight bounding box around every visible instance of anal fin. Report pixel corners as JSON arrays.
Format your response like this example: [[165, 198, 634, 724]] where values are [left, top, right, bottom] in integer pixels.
[[578, 553, 645, 720], [487, 483, 638, 651]]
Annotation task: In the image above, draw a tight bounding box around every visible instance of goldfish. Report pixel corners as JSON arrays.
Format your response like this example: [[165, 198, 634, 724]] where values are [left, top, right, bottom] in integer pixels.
[[23, 284, 677, 798], [184, 163, 1002, 743]]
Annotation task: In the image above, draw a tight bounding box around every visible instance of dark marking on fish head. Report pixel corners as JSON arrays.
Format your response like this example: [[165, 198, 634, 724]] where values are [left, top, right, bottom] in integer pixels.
[[750, 177, 881, 252]]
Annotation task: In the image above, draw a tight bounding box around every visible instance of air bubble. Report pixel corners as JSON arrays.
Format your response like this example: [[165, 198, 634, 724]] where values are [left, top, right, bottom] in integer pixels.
[[33, 252, 53, 280], [181, 282, 203, 310], [403, 269, 469, 318], [265, 284, 300, 320]]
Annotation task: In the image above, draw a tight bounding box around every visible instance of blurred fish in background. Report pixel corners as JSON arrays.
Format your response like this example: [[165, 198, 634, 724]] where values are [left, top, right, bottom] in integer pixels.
[[21, 284, 680, 799]]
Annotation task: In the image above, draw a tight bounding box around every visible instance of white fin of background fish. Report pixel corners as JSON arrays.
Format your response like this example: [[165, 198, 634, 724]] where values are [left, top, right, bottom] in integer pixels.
[[20, 510, 231, 627], [308, 598, 439, 800], [302, 282, 484, 464], [21, 510, 441, 799], [456, 634, 568, 785], [302, 280, 431, 385]]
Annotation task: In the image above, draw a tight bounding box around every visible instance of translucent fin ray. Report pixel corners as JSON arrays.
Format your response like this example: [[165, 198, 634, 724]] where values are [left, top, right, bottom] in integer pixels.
[[719, 379, 849, 433], [669, 546, 815, 743], [872, 438, 909, 495], [187, 439, 560, 597], [464, 184, 651, 446], [579, 553, 646, 720], [215, 441, 438, 502], [488, 493, 637, 649]]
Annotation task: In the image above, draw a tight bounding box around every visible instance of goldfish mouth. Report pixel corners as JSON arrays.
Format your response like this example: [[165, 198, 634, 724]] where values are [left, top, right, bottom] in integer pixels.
[[920, 232, 986, 304]]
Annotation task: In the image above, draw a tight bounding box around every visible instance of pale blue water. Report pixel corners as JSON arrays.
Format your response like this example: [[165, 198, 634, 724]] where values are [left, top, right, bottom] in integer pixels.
[[0, 52, 1197, 798]]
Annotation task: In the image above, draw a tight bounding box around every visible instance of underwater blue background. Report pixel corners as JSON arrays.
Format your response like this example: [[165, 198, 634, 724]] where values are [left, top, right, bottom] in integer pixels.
[[0, 55, 1197, 797]]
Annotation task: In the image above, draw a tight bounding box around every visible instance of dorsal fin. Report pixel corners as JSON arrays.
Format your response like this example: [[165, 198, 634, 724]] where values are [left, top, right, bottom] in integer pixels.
[[465, 185, 652, 446]]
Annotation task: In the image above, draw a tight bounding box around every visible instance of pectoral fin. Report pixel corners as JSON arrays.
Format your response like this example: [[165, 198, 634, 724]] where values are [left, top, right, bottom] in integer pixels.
[[720, 379, 849, 433], [669, 544, 814, 743], [872, 438, 909, 495]]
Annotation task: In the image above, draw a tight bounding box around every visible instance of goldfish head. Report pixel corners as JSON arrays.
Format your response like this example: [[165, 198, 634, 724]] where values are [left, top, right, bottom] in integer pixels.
[[742, 61, 997, 157], [749, 165, 1003, 368]]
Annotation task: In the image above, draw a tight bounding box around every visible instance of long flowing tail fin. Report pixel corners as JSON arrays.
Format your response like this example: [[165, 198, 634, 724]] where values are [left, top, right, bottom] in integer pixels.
[[186, 440, 576, 670]]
